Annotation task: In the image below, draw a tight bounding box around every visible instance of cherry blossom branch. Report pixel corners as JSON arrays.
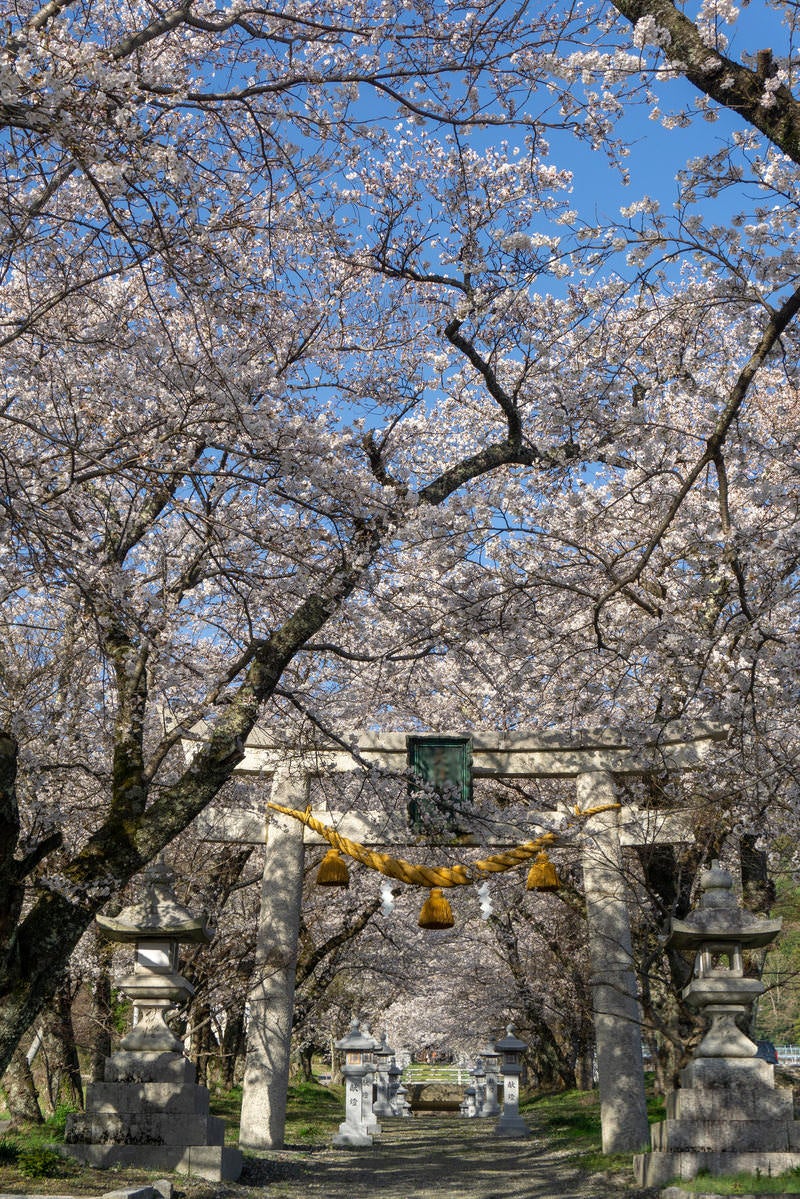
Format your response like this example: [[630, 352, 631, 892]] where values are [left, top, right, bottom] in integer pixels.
[[610, 0, 800, 163], [593, 279, 800, 642]]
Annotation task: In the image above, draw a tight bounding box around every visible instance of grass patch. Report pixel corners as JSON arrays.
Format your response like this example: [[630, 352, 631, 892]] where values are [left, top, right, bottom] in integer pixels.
[[283, 1080, 343, 1146], [210, 1078, 344, 1149], [668, 1167, 800, 1193], [17, 1144, 69, 1179], [0, 1138, 19, 1165], [521, 1084, 663, 1172], [522, 1086, 604, 1163]]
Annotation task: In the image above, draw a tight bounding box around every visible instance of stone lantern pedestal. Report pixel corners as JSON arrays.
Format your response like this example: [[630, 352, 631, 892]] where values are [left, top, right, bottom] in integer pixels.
[[61, 861, 241, 1182], [635, 861, 800, 1188]]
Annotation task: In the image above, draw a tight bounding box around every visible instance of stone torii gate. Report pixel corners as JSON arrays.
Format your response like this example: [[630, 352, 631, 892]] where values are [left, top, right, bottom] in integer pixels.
[[189, 722, 725, 1155]]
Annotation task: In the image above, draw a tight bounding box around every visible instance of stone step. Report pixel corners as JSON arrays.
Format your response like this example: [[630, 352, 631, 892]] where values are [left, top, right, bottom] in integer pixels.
[[84, 1081, 210, 1116], [651, 1116, 793, 1152], [65, 1112, 225, 1147], [667, 1086, 793, 1121], [59, 1143, 242, 1184], [634, 1148, 800, 1188]]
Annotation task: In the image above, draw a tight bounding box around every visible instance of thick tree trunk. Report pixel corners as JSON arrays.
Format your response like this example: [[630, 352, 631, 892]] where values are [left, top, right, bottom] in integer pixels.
[[298, 1042, 315, 1082], [221, 1007, 246, 1090], [190, 1001, 216, 1089], [88, 965, 114, 1084], [41, 981, 84, 1112], [0, 1039, 43, 1125], [571, 1016, 596, 1091]]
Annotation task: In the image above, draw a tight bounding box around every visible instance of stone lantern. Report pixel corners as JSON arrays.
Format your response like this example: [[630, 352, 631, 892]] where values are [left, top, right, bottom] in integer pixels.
[[387, 1058, 403, 1115], [471, 1058, 487, 1117], [333, 1019, 376, 1146], [362, 1028, 381, 1135], [669, 860, 781, 1060], [62, 859, 241, 1182], [395, 1082, 412, 1117], [479, 1042, 501, 1116], [633, 860, 800, 1189], [96, 858, 211, 1054], [373, 1033, 397, 1117], [494, 1025, 530, 1138]]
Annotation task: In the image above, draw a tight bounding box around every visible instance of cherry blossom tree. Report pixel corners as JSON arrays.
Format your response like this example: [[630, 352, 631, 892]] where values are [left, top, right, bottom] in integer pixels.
[[2, 0, 800, 1083]]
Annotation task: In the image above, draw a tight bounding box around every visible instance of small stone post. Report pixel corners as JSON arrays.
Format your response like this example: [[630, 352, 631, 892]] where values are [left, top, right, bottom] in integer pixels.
[[494, 1025, 530, 1138], [580, 770, 650, 1154]]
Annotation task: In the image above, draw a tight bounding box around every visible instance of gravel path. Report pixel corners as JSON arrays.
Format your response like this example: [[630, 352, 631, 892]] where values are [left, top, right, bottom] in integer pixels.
[[235, 1116, 661, 1199]]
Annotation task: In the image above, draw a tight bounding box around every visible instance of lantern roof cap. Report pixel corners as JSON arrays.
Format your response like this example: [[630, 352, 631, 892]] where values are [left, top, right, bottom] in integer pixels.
[[667, 860, 781, 950], [96, 859, 210, 944], [335, 1018, 376, 1052], [495, 1023, 527, 1052], [375, 1032, 395, 1057]]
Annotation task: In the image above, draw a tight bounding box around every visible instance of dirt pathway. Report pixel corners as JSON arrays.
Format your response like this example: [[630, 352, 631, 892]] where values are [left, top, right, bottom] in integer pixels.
[[237, 1116, 660, 1199]]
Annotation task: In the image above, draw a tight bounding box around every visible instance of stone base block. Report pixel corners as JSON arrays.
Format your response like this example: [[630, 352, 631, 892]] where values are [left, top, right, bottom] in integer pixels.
[[59, 1143, 242, 1182], [667, 1086, 793, 1122], [680, 1057, 774, 1090], [66, 1112, 225, 1147], [634, 1149, 800, 1188], [104, 1054, 197, 1085], [85, 1082, 211, 1116], [651, 1117, 791, 1152], [332, 1124, 373, 1147], [493, 1116, 531, 1138]]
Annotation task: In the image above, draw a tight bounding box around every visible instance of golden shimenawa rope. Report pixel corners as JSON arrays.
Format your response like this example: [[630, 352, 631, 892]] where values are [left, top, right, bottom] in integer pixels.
[[267, 801, 620, 889]]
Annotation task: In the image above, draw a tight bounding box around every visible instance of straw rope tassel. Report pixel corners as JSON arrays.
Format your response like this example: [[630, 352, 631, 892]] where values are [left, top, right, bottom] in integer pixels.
[[268, 804, 565, 887], [267, 800, 621, 889], [268, 801, 469, 886]]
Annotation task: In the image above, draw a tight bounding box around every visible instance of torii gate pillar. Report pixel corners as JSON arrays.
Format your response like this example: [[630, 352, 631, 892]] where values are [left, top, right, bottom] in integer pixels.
[[239, 770, 308, 1151], [580, 771, 650, 1154]]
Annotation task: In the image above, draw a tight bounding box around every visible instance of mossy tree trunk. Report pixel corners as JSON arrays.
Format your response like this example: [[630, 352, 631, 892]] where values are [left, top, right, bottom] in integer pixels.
[[0, 1038, 43, 1125]]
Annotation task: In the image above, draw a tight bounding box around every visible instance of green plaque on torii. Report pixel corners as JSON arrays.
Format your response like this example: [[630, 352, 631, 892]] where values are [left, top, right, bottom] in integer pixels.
[[406, 735, 472, 833]]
